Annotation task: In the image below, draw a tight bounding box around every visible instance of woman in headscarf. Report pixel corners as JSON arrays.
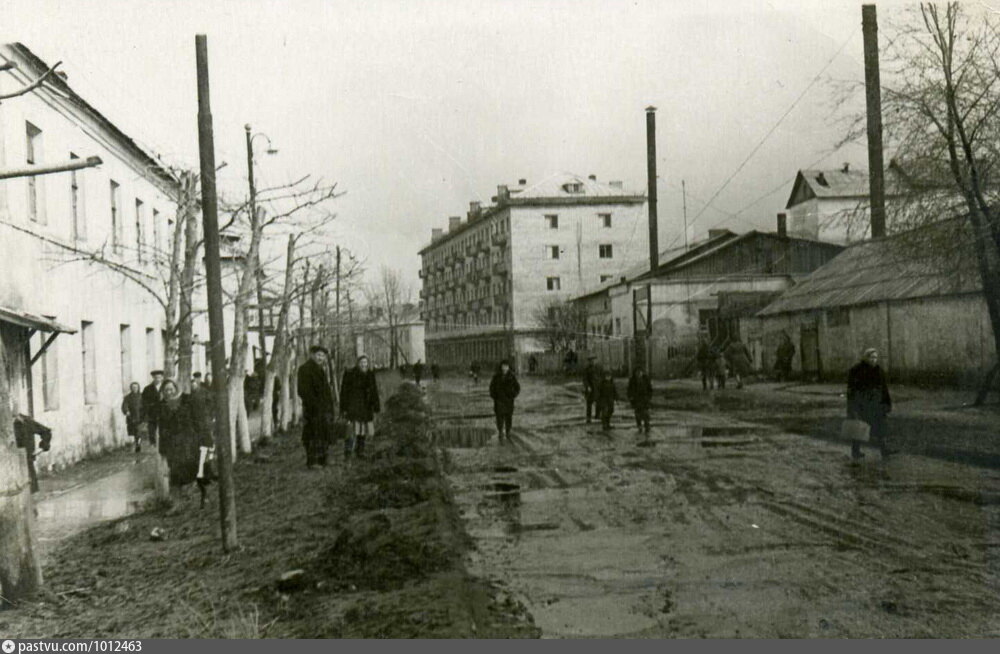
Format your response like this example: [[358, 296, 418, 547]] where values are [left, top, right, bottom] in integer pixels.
[[846, 347, 894, 460], [158, 379, 216, 505], [121, 381, 143, 453]]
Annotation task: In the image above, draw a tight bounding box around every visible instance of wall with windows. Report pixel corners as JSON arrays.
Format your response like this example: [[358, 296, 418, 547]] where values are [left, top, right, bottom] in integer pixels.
[[0, 47, 179, 468]]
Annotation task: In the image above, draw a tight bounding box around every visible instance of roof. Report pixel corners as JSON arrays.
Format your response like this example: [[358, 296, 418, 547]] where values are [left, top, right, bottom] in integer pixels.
[[757, 219, 981, 316], [0, 305, 77, 333], [785, 164, 910, 209], [2, 43, 178, 191], [510, 173, 643, 201]]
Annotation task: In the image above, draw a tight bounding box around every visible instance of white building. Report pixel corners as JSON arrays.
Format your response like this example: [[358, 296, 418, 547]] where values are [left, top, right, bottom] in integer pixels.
[[420, 173, 647, 368], [0, 43, 180, 469]]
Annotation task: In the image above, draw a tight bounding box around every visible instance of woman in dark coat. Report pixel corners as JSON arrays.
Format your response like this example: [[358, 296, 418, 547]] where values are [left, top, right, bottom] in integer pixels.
[[847, 347, 894, 460], [489, 360, 520, 442], [712, 345, 728, 390], [121, 382, 143, 452], [725, 338, 753, 389], [626, 368, 653, 434], [594, 370, 618, 432], [158, 380, 215, 505], [340, 355, 381, 458]]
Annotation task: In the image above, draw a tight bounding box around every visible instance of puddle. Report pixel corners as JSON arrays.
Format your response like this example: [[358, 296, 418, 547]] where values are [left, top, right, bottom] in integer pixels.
[[494, 465, 519, 473], [700, 438, 760, 448], [484, 481, 521, 495], [431, 425, 496, 448]]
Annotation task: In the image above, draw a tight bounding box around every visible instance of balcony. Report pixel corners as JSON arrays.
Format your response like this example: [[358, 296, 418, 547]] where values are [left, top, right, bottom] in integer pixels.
[[479, 239, 491, 253], [492, 260, 508, 275], [465, 243, 476, 256], [491, 232, 507, 246], [418, 268, 425, 278], [418, 288, 427, 299]]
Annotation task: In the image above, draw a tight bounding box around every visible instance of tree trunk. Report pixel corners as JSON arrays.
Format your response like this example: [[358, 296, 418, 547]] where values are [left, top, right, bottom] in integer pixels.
[[0, 339, 42, 606], [176, 196, 200, 394]]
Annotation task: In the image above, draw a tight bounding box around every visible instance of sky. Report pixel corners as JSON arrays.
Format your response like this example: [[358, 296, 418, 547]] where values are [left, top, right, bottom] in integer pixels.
[[2, 0, 900, 292]]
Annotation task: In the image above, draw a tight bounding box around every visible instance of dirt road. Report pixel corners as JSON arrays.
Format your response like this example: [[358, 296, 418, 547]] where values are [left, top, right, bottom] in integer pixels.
[[430, 375, 1000, 638]]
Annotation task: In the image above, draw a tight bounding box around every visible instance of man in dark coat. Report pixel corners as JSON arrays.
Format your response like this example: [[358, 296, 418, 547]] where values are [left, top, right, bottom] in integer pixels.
[[141, 370, 165, 446], [340, 354, 381, 459], [774, 333, 795, 381], [696, 336, 714, 390], [297, 346, 335, 468], [594, 369, 617, 432], [413, 360, 424, 385], [847, 347, 894, 460], [582, 355, 600, 423], [489, 360, 520, 442], [626, 368, 653, 434]]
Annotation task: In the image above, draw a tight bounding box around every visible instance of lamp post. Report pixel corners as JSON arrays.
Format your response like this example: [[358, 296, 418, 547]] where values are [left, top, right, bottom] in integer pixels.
[[243, 125, 277, 386]]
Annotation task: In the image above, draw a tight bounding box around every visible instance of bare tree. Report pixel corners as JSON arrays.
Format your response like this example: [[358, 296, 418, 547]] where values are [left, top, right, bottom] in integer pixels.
[[364, 266, 412, 368], [531, 299, 587, 353], [838, 3, 1000, 403]]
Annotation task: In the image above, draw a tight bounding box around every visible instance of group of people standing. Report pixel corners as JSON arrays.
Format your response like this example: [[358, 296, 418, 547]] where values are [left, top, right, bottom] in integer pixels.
[[582, 356, 653, 434], [297, 346, 381, 469], [695, 336, 753, 390]]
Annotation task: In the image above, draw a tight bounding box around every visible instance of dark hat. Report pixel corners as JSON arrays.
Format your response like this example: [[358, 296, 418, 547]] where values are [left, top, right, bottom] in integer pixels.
[[151, 370, 164, 376], [192, 372, 203, 379], [309, 345, 329, 355]]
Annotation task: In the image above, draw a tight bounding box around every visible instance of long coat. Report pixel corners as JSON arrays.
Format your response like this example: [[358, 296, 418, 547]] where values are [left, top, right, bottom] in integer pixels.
[[725, 341, 753, 376], [489, 370, 521, 415], [626, 372, 653, 409], [122, 392, 143, 434], [595, 377, 617, 415], [582, 363, 599, 398], [141, 382, 163, 425], [340, 367, 381, 422], [298, 359, 335, 443], [159, 395, 214, 487], [847, 361, 892, 425]]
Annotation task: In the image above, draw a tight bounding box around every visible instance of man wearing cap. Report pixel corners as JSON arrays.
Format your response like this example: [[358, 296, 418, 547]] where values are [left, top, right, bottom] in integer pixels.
[[298, 346, 335, 468], [582, 355, 600, 423], [141, 370, 165, 446], [846, 347, 894, 460]]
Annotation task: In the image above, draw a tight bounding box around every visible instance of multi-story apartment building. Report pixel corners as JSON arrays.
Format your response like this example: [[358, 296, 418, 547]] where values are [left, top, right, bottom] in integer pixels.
[[420, 173, 646, 369], [0, 43, 182, 468]]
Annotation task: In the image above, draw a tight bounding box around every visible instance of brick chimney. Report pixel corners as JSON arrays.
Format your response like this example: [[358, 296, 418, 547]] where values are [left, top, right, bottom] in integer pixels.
[[431, 228, 444, 242], [518, 178, 527, 186], [777, 213, 787, 238], [448, 216, 462, 232], [588, 174, 597, 181], [497, 185, 510, 204]]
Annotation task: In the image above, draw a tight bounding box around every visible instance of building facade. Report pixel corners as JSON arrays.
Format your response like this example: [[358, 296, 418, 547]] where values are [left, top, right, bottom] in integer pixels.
[[0, 43, 180, 469], [420, 173, 647, 369]]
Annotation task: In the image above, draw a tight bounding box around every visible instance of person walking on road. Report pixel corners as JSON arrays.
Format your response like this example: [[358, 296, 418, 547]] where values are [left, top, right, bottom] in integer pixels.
[[696, 336, 714, 390], [582, 355, 599, 423], [431, 362, 440, 381], [141, 370, 165, 446], [158, 379, 216, 505], [627, 367, 653, 434], [595, 369, 617, 432], [725, 337, 753, 389], [847, 347, 894, 461], [122, 382, 144, 453], [712, 345, 728, 390], [297, 346, 335, 468], [413, 360, 424, 385], [340, 354, 381, 459], [489, 360, 521, 443], [774, 332, 796, 382]]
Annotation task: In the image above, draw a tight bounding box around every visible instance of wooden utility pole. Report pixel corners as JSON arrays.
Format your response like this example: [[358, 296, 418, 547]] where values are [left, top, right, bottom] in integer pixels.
[[862, 4, 887, 239], [196, 34, 237, 552], [645, 106, 659, 271], [334, 246, 342, 393]]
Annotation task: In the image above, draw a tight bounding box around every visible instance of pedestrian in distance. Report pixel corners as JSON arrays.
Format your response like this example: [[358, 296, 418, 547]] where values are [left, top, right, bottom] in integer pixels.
[[528, 354, 538, 374], [846, 347, 895, 461], [141, 370, 165, 446], [627, 367, 653, 435], [121, 382, 143, 453], [158, 379, 216, 507], [696, 336, 714, 391], [469, 361, 481, 384], [712, 345, 728, 390], [582, 355, 599, 423], [431, 362, 441, 381], [725, 336, 753, 389], [489, 359, 520, 443], [340, 354, 381, 459], [297, 346, 336, 468], [413, 359, 424, 385], [595, 369, 617, 432], [773, 332, 795, 382], [203, 372, 212, 390]]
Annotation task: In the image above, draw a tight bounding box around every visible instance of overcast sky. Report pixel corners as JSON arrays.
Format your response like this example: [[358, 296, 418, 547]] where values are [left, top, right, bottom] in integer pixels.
[[4, 0, 892, 291]]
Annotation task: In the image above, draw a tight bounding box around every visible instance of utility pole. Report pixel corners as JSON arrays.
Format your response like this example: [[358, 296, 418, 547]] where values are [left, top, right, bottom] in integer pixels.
[[862, 4, 886, 239], [645, 106, 659, 271], [681, 179, 689, 251], [335, 246, 341, 378], [196, 34, 237, 552], [245, 125, 268, 379]]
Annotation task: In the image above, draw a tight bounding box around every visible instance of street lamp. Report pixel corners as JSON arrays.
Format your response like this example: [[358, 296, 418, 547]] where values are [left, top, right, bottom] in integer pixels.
[[244, 124, 277, 382]]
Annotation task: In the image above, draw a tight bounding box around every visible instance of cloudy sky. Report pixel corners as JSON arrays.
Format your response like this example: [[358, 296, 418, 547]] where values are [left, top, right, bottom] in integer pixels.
[[4, 0, 888, 290]]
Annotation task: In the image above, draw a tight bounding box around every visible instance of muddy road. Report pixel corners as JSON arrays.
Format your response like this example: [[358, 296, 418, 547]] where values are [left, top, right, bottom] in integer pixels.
[[429, 376, 1000, 638]]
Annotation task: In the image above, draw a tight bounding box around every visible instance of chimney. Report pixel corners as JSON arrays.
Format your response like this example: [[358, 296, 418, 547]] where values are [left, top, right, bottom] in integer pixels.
[[588, 174, 597, 181], [497, 185, 510, 204], [776, 213, 787, 238], [470, 201, 481, 216], [448, 216, 462, 232], [645, 106, 659, 273], [609, 180, 623, 190], [518, 178, 527, 186], [431, 228, 444, 242]]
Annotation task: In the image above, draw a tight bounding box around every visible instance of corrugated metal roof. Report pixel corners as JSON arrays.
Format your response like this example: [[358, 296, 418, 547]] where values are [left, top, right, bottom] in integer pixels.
[[0, 306, 77, 333], [758, 221, 981, 316]]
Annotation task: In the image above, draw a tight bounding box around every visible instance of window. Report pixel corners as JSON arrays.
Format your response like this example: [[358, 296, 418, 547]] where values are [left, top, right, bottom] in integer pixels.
[[153, 209, 161, 256], [26, 122, 45, 224], [547, 245, 560, 260], [599, 213, 612, 228], [146, 327, 156, 375], [135, 199, 145, 263], [120, 325, 132, 394], [546, 214, 559, 229], [40, 335, 59, 411], [600, 275, 612, 283], [81, 321, 97, 404], [615, 318, 622, 335], [826, 307, 850, 327], [546, 277, 561, 291], [110, 181, 122, 253], [70, 153, 86, 241], [599, 244, 613, 259]]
